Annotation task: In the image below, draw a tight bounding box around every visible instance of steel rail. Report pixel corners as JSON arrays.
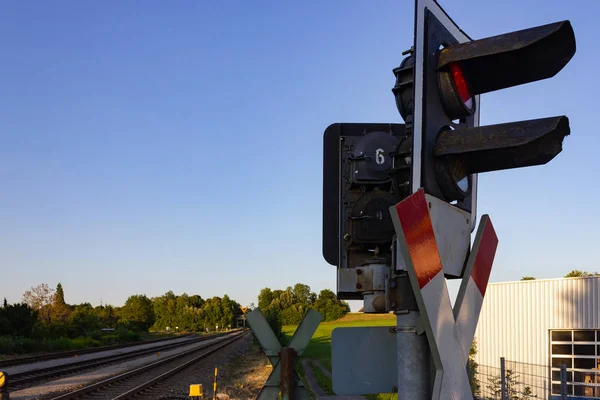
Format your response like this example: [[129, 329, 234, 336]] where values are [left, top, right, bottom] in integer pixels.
[[8, 332, 234, 390], [113, 331, 249, 399], [0, 334, 192, 368], [48, 330, 249, 400]]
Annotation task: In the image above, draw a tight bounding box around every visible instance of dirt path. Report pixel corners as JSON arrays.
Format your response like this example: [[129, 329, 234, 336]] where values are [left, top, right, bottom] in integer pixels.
[[302, 358, 367, 400], [301, 359, 327, 397]]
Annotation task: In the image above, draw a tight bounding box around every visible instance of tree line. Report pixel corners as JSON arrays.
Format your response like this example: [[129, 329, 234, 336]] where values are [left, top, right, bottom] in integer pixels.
[[521, 269, 600, 281], [256, 283, 351, 337], [0, 282, 244, 353]]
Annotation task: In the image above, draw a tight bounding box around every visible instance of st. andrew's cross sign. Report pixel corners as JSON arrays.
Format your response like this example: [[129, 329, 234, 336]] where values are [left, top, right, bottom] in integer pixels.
[[246, 308, 323, 399]]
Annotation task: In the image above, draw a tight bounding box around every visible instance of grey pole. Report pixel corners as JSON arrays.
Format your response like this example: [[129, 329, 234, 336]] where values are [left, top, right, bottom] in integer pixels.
[[395, 310, 430, 399], [560, 364, 567, 400], [500, 357, 507, 400]]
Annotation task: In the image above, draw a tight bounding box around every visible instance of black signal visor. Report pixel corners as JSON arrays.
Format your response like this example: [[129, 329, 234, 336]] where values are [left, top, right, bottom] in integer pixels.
[[437, 20, 576, 96]]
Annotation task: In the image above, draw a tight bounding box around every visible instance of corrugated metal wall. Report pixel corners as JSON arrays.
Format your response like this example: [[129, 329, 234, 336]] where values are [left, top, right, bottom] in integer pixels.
[[474, 276, 600, 368]]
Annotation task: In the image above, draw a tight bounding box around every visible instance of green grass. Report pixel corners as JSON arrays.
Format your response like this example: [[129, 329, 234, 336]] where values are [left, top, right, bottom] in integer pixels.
[[309, 360, 334, 395], [365, 393, 397, 400], [0, 329, 174, 356], [296, 359, 316, 400], [0, 336, 104, 354], [283, 312, 396, 398], [283, 313, 396, 366]]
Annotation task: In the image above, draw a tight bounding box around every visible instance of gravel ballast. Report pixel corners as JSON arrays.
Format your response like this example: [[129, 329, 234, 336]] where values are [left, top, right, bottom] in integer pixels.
[[3, 336, 199, 375], [138, 333, 271, 400], [8, 335, 234, 400]]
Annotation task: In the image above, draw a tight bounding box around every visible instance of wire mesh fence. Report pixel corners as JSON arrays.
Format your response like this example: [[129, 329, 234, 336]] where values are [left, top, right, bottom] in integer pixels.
[[567, 370, 600, 398], [503, 360, 550, 399], [474, 358, 600, 399], [475, 363, 503, 399]]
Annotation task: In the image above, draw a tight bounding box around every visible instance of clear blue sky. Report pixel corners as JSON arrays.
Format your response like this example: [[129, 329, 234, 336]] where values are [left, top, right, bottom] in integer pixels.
[[1, 1, 598, 311]]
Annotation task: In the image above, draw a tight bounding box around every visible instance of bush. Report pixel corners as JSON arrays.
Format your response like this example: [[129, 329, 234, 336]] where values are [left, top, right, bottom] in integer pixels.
[[263, 308, 283, 339], [0, 336, 16, 354], [100, 334, 119, 344], [71, 337, 101, 349], [90, 330, 104, 341], [115, 326, 141, 342], [19, 337, 44, 353], [0, 336, 106, 354], [0, 336, 45, 354], [44, 337, 73, 351]]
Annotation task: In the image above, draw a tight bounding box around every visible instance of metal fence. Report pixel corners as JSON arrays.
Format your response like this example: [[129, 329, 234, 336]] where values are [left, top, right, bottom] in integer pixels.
[[475, 362, 503, 399], [474, 358, 581, 400], [569, 370, 600, 398], [503, 359, 551, 399]]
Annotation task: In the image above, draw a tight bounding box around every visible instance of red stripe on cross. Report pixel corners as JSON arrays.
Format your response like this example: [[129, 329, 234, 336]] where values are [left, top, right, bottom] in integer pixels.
[[470, 217, 498, 297], [395, 189, 443, 289]]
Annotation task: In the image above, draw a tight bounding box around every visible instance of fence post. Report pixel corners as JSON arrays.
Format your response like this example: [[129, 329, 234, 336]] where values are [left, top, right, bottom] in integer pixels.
[[500, 357, 507, 400], [560, 364, 567, 400]]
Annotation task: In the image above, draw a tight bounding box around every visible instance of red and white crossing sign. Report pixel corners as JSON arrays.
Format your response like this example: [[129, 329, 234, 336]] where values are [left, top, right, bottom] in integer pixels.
[[454, 212, 498, 364], [390, 188, 498, 400]]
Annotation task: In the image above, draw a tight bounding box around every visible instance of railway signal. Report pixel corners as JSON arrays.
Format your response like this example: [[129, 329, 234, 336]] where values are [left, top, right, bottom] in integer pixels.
[[324, 0, 576, 397], [322, 123, 409, 308], [323, 0, 576, 305], [394, 4, 576, 214]]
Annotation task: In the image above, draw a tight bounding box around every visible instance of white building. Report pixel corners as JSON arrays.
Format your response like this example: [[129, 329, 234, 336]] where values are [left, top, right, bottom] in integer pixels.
[[474, 276, 600, 399]]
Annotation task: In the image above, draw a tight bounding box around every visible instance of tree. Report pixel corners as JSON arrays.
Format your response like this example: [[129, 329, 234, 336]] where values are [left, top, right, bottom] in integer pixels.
[[258, 288, 274, 311], [486, 374, 502, 399], [505, 369, 538, 400], [120, 294, 155, 331], [69, 304, 101, 336], [564, 270, 600, 278], [468, 339, 480, 397], [0, 302, 37, 337], [521, 276, 536, 281], [257, 284, 349, 326], [96, 304, 119, 328], [292, 283, 315, 307], [22, 283, 55, 323], [486, 369, 538, 400], [152, 291, 178, 330], [263, 307, 282, 339], [22, 283, 55, 311], [51, 283, 72, 327], [55, 283, 66, 305], [149, 291, 240, 333], [281, 304, 305, 325], [220, 295, 236, 329], [313, 289, 350, 322], [188, 294, 204, 309], [271, 290, 284, 307]]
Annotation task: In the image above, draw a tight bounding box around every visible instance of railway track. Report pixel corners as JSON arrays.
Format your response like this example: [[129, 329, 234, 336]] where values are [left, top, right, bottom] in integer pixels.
[[0, 334, 191, 368], [7, 332, 233, 391], [46, 330, 249, 399]]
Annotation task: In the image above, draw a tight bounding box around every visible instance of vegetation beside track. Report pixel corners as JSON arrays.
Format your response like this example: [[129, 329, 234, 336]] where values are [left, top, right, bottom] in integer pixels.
[[282, 312, 397, 399], [1, 281, 245, 356]]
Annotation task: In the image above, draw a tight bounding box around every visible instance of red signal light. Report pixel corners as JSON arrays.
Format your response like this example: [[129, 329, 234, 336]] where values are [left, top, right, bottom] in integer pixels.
[[449, 62, 472, 109], [438, 57, 475, 120]]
